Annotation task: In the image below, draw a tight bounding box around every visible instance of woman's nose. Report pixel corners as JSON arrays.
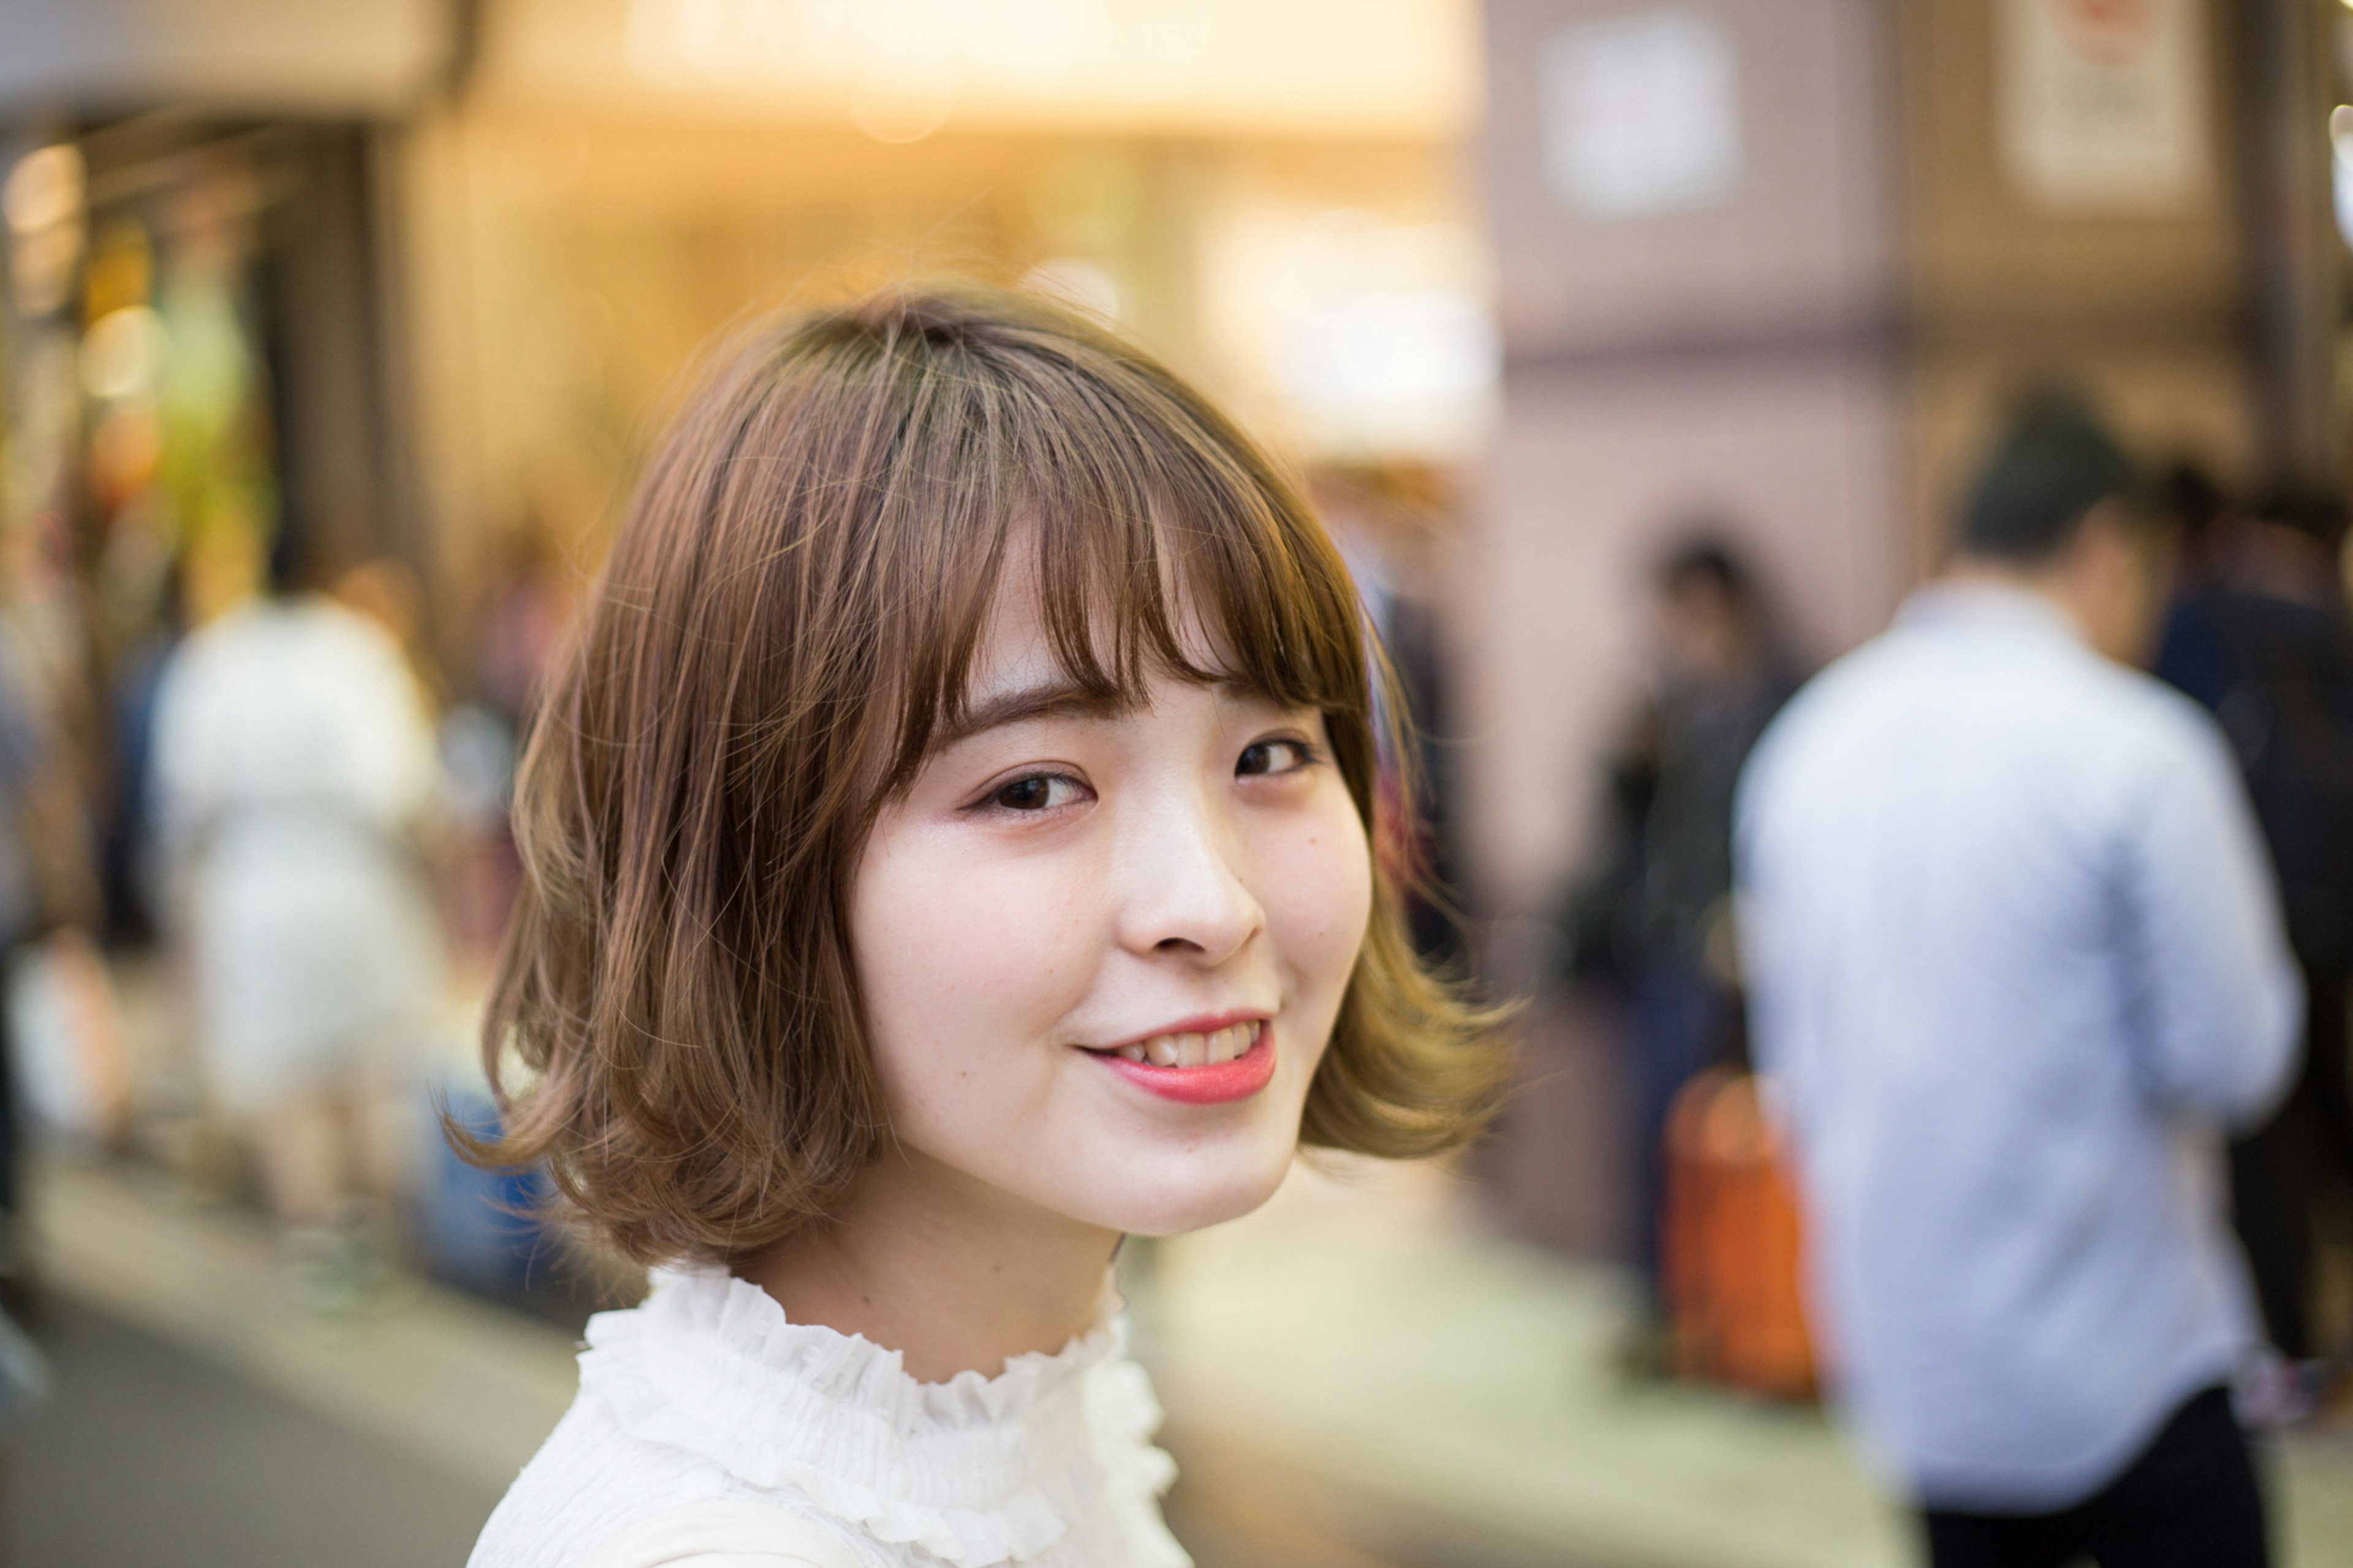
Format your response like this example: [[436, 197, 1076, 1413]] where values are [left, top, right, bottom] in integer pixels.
[[1113, 790, 1264, 967]]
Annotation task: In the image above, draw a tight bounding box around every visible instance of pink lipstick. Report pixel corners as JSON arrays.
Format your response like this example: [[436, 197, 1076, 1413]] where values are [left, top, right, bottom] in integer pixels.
[[1091, 1020, 1276, 1105]]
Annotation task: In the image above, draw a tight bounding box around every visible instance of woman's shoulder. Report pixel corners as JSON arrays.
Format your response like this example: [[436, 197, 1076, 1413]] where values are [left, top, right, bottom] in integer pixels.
[[471, 1267, 1188, 1568], [469, 1286, 876, 1568], [467, 1389, 738, 1568]]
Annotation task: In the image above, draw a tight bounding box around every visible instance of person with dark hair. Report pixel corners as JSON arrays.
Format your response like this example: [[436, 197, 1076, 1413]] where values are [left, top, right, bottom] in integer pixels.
[[2157, 480, 2353, 1402], [2154, 461, 2229, 587], [1737, 390, 2298, 1567], [1569, 528, 1797, 1348]]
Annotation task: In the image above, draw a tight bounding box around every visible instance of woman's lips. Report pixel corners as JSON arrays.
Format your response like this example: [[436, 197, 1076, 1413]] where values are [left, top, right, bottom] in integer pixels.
[[1091, 1021, 1276, 1105]]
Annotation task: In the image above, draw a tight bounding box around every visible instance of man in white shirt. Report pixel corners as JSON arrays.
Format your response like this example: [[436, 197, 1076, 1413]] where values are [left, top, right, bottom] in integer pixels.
[[1736, 394, 2302, 1568]]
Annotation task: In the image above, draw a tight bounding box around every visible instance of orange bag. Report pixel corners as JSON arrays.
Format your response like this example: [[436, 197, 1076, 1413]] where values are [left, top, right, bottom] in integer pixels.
[[1662, 1067, 1817, 1398]]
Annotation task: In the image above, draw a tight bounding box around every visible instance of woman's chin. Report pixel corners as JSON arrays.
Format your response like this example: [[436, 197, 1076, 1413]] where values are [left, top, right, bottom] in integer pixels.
[[1084, 1157, 1293, 1240]]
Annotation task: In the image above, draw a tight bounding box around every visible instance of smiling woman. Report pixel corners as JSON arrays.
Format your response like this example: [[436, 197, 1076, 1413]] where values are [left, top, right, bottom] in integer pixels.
[[459, 285, 1513, 1568]]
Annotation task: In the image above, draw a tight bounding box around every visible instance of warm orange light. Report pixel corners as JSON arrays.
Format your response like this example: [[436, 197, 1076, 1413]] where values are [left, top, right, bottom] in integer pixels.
[[592, 0, 1477, 140]]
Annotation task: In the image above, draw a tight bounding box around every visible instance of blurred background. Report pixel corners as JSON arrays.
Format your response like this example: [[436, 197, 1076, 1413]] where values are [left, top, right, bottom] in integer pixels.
[[2, 1, 2353, 1564]]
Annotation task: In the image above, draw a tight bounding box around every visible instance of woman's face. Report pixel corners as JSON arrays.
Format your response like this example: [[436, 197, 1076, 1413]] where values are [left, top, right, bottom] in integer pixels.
[[849, 580, 1374, 1238]]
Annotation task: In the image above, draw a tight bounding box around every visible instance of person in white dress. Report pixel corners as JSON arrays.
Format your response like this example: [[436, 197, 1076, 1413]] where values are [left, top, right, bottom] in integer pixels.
[[151, 533, 444, 1290], [460, 286, 1515, 1568]]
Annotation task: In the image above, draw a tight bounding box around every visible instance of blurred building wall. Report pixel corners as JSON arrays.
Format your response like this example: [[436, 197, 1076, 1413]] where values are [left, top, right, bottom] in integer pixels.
[[1473, 0, 1903, 917]]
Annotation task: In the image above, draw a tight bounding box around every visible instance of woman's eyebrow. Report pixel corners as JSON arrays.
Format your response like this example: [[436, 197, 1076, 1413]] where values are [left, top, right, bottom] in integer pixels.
[[941, 678, 1132, 746]]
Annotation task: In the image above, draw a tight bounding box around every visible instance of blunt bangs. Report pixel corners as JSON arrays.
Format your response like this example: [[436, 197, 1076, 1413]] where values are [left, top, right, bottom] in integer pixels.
[[767, 293, 1375, 815]]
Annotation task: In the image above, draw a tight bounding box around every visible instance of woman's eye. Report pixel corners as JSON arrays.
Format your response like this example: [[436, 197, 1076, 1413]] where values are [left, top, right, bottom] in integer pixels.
[[1237, 738, 1315, 778], [990, 773, 1083, 812]]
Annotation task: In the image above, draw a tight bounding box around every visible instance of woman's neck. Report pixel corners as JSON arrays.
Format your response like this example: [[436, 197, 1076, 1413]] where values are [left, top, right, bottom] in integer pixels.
[[735, 1148, 1121, 1385]]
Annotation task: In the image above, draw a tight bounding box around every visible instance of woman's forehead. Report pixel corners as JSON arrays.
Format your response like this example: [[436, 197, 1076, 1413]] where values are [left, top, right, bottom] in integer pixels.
[[949, 575, 1310, 740], [963, 547, 1239, 693], [950, 645, 1279, 740]]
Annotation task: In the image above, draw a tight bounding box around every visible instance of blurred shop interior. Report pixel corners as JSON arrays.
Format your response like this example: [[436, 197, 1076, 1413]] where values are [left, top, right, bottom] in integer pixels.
[[7, 2, 2353, 1566], [2, 0, 1498, 1257]]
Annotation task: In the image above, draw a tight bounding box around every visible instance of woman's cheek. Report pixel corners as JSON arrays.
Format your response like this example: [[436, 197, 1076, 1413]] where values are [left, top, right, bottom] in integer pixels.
[[855, 827, 1102, 1146], [1261, 788, 1374, 1007], [886, 831, 1093, 1033], [972, 859, 1099, 1030]]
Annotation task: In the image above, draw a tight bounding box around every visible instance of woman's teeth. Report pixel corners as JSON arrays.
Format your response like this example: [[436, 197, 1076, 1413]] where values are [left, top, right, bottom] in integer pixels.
[[1115, 1023, 1256, 1067]]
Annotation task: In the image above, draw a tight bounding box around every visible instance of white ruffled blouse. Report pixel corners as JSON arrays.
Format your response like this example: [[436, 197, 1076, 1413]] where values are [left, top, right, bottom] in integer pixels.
[[468, 1265, 1191, 1568]]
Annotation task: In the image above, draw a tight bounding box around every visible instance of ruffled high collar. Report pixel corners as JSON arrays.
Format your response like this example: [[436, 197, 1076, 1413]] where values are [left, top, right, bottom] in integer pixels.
[[576, 1265, 1183, 1568]]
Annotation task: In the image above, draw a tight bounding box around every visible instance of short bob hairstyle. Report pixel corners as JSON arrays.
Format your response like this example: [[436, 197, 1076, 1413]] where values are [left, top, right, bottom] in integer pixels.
[[468, 285, 1514, 1267]]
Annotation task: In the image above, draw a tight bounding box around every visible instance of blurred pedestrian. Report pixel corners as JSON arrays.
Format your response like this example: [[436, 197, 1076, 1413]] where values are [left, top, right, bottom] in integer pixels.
[[475, 521, 577, 731], [150, 523, 445, 1309], [1567, 534, 1797, 1352], [438, 524, 578, 965], [1738, 392, 2300, 1568], [2156, 482, 2353, 1399], [1311, 464, 1466, 967], [0, 603, 94, 1314], [335, 555, 445, 706]]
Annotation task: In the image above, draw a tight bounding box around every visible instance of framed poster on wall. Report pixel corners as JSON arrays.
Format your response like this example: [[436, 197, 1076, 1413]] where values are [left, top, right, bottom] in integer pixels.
[[1998, 0, 2211, 211]]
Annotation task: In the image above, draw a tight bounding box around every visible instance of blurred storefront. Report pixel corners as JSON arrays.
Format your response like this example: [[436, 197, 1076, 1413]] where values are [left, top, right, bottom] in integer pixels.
[[2, 0, 1501, 936], [1, 0, 455, 605], [0, 0, 456, 937], [394, 0, 1498, 696]]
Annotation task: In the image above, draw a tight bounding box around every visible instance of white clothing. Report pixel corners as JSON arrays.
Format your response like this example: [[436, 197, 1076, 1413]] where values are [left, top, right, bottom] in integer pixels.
[[1736, 583, 2302, 1510], [469, 1265, 1190, 1568], [150, 597, 443, 1110], [587, 1501, 866, 1568]]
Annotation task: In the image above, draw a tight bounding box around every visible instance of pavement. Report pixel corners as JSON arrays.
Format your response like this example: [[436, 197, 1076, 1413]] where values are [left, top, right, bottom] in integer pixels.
[[1150, 1154, 2353, 1568], [13, 1153, 2353, 1568], [7, 1295, 500, 1568]]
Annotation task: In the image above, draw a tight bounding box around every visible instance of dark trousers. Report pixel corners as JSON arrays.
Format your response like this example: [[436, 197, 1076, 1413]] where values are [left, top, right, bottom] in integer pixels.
[[1626, 948, 1733, 1309], [1921, 1387, 2267, 1568], [2230, 956, 2353, 1359]]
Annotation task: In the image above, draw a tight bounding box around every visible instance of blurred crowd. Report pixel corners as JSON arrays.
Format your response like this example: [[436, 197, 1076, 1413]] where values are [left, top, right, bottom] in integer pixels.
[[1556, 388, 2353, 1559], [0, 503, 580, 1325]]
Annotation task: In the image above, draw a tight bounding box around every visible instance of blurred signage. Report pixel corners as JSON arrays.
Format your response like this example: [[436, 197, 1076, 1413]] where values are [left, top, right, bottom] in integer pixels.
[[0, 0, 452, 114], [1998, 0, 2211, 211], [1539, 9, 1741, 221]]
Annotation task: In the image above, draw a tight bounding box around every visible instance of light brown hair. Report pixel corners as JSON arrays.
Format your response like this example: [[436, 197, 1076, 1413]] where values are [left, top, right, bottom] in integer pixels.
[[465, 285, 1514, 1267]]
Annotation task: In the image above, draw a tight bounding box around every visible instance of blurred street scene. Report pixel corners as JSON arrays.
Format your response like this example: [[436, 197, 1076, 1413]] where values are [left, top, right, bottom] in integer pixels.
[[6, 0, 2353, 1564]]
